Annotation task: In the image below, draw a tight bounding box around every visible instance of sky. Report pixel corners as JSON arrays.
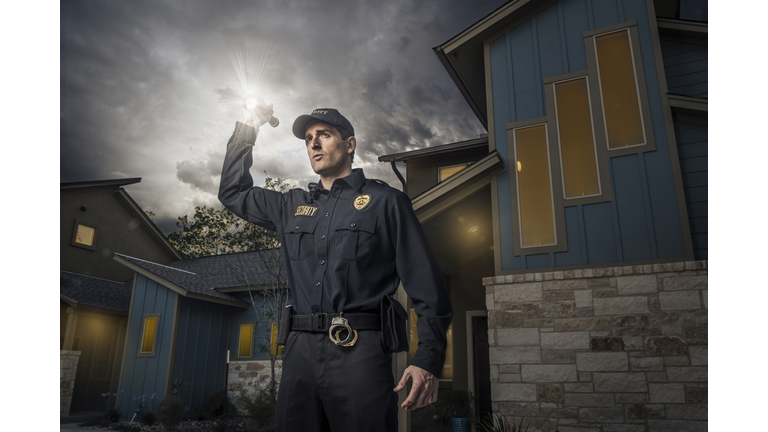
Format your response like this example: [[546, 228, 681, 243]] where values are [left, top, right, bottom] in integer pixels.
[[59, 0, 509, 234]]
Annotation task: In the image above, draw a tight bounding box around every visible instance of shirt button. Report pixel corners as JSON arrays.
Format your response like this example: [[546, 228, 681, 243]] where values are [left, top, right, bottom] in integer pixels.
[[315, 282, 320, 286], [325, 213, 329, 217], [351, 223, 356, 227], [320, 260, 325, 265], [295, 226, 300, 229], [321, 235, 326, 240]]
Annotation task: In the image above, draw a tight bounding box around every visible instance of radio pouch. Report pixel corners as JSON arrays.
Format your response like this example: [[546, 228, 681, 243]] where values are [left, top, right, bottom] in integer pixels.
[[380, 295, 409, 353], [276, 305, 293, 346]]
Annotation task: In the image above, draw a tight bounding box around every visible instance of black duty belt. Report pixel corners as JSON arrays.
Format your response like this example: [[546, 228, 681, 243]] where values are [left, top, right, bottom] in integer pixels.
[[292, 313, 380, 332]]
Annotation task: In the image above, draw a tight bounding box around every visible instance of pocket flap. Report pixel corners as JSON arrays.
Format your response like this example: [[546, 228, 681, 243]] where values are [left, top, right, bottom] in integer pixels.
[[335, 216, 377, 234], [286, 216, 320, 234]]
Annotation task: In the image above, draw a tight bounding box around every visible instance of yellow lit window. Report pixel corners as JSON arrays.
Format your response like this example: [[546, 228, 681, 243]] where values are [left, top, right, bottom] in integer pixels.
[[514, 125, 556, 247], [595, 29, 645, 149], [409, 308, 453, 380], [140, 317, 158, 354], [439, 164, 469, 182], [269, 323, 284, 356], [75, 224, 96, 246], [554, 78, 601, 198], [238, 324, 253, 357]]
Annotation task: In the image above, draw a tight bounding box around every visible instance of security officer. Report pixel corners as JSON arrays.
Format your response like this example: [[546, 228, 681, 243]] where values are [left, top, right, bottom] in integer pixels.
[[218, 103, 452, 432]]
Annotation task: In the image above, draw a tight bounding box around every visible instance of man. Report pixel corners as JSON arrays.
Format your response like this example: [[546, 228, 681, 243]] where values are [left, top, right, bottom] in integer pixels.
[[218, 103, 452, 432]]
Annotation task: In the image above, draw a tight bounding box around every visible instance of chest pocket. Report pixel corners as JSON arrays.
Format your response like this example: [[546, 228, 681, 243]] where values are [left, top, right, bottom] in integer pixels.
[[285, 217, 319, 261], [334, 216, 377, 261]]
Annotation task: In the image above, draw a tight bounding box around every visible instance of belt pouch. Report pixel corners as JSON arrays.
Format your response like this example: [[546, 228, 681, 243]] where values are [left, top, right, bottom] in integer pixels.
[[276, 305, 293, 346], [379, 295, 408, 353]]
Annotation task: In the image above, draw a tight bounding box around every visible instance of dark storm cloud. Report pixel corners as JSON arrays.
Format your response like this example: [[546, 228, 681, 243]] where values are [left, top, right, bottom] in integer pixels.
[[61, 0, 508, 233]]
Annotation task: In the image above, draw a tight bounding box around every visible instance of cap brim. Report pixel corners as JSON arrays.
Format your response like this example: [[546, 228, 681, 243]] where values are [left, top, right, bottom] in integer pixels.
[[292, 114, 317, 140]]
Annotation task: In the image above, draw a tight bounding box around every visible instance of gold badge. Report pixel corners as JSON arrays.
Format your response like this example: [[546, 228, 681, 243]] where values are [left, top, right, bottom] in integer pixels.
[[353, 194, 371, 211]]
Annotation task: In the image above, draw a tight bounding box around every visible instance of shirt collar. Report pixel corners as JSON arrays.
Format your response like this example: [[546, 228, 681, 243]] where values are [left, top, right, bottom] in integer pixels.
[[316, 169, 366, 193]]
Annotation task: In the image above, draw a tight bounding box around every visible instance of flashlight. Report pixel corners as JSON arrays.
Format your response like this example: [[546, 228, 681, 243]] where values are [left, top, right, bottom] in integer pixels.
[[244, 96, 279, 128]]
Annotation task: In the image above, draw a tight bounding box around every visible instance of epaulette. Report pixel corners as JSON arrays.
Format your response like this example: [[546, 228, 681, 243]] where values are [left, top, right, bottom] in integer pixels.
[[367, 179, 390, 187]]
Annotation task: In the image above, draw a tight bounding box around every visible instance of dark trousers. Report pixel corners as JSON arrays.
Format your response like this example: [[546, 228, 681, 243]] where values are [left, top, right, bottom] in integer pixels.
[[276, 330, 398, 432]]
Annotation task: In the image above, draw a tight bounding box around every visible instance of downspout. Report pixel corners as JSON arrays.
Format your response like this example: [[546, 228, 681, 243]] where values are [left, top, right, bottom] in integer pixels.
[[390, 161, 407, 195]]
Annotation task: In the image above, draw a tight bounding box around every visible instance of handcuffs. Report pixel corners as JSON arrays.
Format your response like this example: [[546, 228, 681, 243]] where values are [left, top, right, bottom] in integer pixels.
[[328, 311, 358, 347]]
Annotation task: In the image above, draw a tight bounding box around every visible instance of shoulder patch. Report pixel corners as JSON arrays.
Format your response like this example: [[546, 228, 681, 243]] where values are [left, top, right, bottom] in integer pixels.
[[295, 205, 319, 217], [353, 194, 372, 211]]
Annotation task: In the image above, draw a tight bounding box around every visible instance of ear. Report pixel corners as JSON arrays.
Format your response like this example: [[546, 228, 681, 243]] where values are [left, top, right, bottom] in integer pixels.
[[346, 136, 356, 155]]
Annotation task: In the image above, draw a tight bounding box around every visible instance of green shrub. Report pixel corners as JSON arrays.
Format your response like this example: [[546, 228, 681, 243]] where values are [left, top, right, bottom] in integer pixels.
[[191, 390, 237, 420], [160, 394, 187, 431], [238, 388, 276, 430]]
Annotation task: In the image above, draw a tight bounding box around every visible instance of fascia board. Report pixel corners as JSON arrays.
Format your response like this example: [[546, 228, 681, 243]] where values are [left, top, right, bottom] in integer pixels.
[[185, 292, 250, 309], [112, 254, 190, 298], [667, 94, 708, 112], [438, 0, 533, 55], [61, 294, 79, 308], [411, 151, 503, 212]]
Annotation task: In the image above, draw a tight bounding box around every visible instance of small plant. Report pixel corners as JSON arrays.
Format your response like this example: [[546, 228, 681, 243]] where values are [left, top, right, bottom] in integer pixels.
[[160, 394, 187, 431], [106, 407, 123, 422], [238, 388, 276, 430], [477, 414, 530, 432], [79, 413, 110, 428], [427, 389, 475, 427], [192, 390, 237, 420], [140, 408, 158, 426]]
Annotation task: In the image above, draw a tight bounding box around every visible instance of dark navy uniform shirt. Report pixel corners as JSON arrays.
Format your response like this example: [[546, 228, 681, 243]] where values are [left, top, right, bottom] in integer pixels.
[[218, 122, 453, 377]]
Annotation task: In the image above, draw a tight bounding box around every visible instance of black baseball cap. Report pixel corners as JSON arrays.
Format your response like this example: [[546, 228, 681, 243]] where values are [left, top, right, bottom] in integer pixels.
[[292, 108, 355, 140]]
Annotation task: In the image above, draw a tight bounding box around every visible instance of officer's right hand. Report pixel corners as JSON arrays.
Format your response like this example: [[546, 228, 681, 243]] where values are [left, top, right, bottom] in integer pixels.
[[241, 103, 273, 129]]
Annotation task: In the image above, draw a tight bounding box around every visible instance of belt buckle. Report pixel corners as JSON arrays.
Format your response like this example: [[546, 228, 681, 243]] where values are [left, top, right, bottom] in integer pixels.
[[328, 311, 358, 347], [312, 313, 327, 331]]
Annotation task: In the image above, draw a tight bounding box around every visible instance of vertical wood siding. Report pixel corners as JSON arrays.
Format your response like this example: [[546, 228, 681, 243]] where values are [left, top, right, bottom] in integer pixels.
[[117, 275, 176, 414], [660, 39, 707, 98], [170, 296, 231, 411], [227, 293, 275, 360], [489, 0, 686, 272], [674, 121, 707, 260]]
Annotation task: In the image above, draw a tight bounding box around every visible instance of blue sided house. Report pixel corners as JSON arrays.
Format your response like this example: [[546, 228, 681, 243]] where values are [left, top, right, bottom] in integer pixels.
[[110, 250, 288, 416], [379, 0, 707, 430]]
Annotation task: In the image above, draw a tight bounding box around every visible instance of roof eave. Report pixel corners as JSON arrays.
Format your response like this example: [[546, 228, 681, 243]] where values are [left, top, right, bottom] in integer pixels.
[[378, 137, 488, 162]]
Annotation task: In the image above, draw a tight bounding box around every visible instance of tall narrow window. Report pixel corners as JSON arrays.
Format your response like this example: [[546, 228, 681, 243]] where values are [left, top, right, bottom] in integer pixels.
[[594, 29, 646, 149], [238, 324, 253, 357], [269, 322, 284, 356], [409, 308, 453, 380], [554, 78, 601, 198], [514, 125, 556, 247], [139, 316, 159, 356]]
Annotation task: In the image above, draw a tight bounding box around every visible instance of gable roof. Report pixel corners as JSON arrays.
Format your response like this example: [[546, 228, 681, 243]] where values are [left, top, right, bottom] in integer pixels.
[[113, 250, 287, 309], [433, 0, 549, 129], [61, 177, 183, 260], [60, 271, 133, 313]]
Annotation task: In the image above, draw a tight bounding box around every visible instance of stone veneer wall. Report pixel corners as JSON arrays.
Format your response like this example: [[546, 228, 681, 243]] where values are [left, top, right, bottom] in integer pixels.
[[226, 360, 283, 414], [482, 261, 707, 432], [61, 350, 81, 417]]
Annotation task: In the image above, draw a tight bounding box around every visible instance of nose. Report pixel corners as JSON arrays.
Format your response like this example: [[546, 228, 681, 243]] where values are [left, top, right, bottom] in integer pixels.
[[308, 136, 321, 148]]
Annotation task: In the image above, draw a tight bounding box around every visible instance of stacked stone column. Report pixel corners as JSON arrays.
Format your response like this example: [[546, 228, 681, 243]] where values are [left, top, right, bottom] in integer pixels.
[[60, 350, 81, 417], [226, 360, 282, 414], [482, 261, 707, 432]]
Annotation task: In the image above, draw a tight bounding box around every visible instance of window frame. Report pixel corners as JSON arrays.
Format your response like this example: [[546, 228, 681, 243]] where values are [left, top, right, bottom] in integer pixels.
[[70, 219, 98, 251], [584, 21, 657, 157], [236, 322, 255, 359], [138, 313, 161, 358], [506, 117, 568, 256], [543, 71, 614, 206]]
